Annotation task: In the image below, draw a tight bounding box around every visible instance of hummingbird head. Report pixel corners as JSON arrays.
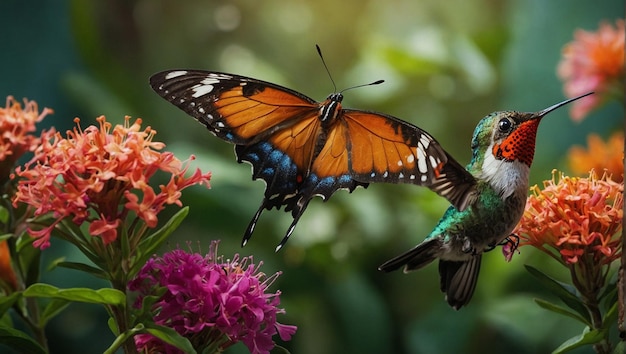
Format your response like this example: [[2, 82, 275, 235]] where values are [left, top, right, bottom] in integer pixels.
[[470, 93, 593, 198]]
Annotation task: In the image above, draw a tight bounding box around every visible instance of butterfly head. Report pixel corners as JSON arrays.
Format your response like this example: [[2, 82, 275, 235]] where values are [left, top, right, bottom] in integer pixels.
[[318, 93, 344, 125], [326, 92, 344, 103]]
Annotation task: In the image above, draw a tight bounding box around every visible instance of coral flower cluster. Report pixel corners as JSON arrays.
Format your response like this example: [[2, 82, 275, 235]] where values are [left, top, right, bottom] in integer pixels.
[[128, 241, 297, 354], [12, 116, 211, 249], [511, 170, 622, 265], [0, 96, 53, 183], [557, 19, 625, 121]]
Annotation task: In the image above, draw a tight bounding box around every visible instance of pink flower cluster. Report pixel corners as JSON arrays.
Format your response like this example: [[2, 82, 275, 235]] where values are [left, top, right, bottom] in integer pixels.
[[557, 19, 625, 121], [129, 241, 297, 354]]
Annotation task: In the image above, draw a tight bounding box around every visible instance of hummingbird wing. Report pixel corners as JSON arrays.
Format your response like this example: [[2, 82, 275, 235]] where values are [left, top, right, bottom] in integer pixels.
[[430, 152, 478, 212]]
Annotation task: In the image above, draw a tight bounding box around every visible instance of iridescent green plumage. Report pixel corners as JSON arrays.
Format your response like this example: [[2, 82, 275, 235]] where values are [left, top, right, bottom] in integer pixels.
[[379, 93, 593, 309]]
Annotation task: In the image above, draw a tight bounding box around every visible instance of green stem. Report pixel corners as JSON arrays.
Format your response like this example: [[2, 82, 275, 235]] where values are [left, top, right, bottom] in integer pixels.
[[585, 299, 611, 354], [23, 296, 49, 352], [8, 235, 49, 352], [572, 256, 613, 354], [109, 303, 137, 354], [109, 277, 136, 354]]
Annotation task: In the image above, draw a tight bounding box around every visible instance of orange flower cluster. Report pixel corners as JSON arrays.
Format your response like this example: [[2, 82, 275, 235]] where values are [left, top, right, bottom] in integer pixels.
[[12, 116, 211, 249], [557, 19, 625, 121], [568, 131, 624, 183], [513, 170, 622, 265], [0, 96, 53, 181]]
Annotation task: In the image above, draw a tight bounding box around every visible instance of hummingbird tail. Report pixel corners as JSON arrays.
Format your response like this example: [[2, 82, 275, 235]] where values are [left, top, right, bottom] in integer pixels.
[[378, 239, 442, 273], [438, 255, 482, 310]]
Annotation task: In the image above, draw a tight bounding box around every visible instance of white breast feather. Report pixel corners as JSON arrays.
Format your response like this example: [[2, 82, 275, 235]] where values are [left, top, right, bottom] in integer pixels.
[[481, 143, 530, 199]]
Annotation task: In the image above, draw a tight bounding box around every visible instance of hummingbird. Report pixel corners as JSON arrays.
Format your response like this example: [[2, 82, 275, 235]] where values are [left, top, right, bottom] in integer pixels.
[[378, 92, 593, 310]]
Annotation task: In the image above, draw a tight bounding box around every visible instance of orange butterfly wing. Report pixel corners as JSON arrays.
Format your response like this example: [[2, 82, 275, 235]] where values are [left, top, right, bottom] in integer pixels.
[[309, 110, 478, 211]]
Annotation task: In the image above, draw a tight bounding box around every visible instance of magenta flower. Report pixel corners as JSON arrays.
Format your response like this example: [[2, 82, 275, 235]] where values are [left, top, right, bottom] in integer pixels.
[[129, 241, 297, 354]]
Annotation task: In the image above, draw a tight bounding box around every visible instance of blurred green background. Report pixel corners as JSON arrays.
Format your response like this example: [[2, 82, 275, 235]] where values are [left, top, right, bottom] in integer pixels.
[[1, 0, 623, 353]]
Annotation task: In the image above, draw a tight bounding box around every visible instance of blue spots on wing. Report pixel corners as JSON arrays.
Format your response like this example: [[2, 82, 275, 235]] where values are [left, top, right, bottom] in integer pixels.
[[245, 151, 260, 163], [338, 175, 352, 184], [258, 142, 273, 154], [236, 141, 358, 201], [279, 154, 292, 171], [318, 177, 335, 189], [269, 150, 283, 163], [303, 173, 355, 198], [238, 142, 299, 196]]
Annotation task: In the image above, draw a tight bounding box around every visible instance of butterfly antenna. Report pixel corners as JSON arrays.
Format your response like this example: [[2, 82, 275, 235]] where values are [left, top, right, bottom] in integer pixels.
[[316, 44, 337, 93], [316, 44, 384, 93], [340, 79, 385, 94]]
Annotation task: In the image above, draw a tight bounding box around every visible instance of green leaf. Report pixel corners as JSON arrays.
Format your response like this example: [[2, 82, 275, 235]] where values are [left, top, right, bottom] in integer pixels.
[[107, 316, 119, 336], [57, 219, 103, 268], [0, 292, 22, 317], [40, 298, 70, 326], [602, 300, 618, 331], [0, 233, 12, 242], [0, 205, 9, 224], [612, 340, 625, 354], [131, 207, 189, 276], [57, 261, 108, 279], [23, 284, 125, 306], [0, 326, 46, 354], [15, 235, 41, 286], [524, 265, 590, 323], [552, 326, 605, 354], [45, 256, 66, 272], [143, 324, 196, 354], [137, 291, 166, 316], [119, 221, 131, 264], [599, 281, 617, 307], [533, 298, 590, 325], [0, 311, 13, 328]]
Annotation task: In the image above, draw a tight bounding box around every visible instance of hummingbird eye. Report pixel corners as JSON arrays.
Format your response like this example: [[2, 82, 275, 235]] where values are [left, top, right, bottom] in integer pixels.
[[498, 118, 512, 132]]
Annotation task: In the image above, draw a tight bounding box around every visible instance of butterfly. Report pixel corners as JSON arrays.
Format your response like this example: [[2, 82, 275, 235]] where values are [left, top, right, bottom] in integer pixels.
[[150, 67, 477, 251]]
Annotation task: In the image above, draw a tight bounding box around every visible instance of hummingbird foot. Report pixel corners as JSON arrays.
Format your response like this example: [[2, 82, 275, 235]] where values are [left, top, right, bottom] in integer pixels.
[[484, 234, 520, 253]]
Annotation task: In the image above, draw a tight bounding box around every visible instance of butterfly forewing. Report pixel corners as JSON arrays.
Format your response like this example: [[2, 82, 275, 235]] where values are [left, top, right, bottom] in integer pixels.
[[342, 110, 477, 210], [150, 70, 319, 144]]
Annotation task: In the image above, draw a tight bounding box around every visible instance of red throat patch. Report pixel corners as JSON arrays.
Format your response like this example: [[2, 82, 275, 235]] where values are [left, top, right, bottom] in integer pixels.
[[492, 120, 540, 166]]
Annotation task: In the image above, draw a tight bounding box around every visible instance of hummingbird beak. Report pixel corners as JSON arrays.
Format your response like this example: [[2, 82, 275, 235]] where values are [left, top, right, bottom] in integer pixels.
[[535, 92, 594, 118]]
